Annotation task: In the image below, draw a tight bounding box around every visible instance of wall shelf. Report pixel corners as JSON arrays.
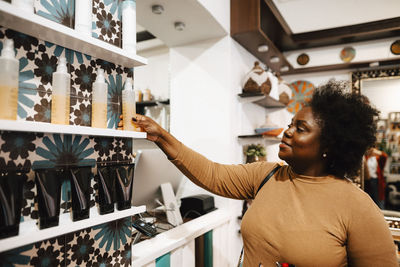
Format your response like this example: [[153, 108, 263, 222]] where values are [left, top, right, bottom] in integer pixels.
[[238, 134, 281, 145], [0, 1, 147, 68], [238, 93, 286, 108], [0, 205, 146, 253], [136, 99, 170, 115], [0, 120, 147, 139]]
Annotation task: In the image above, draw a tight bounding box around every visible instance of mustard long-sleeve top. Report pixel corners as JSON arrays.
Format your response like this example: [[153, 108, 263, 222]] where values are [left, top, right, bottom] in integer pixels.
[[170, 142, 398, 267]]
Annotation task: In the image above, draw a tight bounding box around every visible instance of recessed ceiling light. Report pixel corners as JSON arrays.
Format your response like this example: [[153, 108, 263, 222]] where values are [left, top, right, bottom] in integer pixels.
[[151, 5, 164, 14], [174, 21, 185, 31], [369, 62, 379, 67], [280, 66, 289, 72], [257, 45, 269, 53], [270, 56, 280, 63]]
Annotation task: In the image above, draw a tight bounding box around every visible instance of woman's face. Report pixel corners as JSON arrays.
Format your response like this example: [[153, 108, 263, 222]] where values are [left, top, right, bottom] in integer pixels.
[[278, 106, 323, 171]]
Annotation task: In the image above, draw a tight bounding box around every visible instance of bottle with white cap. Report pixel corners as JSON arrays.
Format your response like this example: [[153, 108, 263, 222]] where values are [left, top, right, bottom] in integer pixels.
[[91, 68, 108, 128], [122, 78, 137, 131], [0, 39, 19, 120], [51, 56, 71, 125]]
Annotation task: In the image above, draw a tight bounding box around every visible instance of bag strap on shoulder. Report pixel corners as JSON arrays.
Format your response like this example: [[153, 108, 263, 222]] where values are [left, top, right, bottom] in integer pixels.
[[256, 165, 282, 195]]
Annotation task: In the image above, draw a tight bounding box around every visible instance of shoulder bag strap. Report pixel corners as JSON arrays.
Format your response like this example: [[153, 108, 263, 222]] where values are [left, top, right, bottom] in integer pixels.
[[256, 165, 282, 195], [237, 164, 282, 267]]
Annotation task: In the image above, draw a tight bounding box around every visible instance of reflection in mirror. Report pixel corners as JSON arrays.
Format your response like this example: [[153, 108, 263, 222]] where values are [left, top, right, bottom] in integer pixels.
[[353, 68, 400, 215]]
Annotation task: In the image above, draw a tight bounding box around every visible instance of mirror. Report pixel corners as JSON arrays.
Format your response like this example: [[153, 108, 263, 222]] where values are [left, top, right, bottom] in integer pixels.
[[352, 67, 400, 216]]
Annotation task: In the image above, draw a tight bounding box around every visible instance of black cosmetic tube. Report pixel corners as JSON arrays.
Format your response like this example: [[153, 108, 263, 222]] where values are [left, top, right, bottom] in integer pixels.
[[69, 167, 92, 221], [97, 165, 115, 215], [0, 172, 26, 239], [115, 163, 135, 210], [34, 169, 62, 229]]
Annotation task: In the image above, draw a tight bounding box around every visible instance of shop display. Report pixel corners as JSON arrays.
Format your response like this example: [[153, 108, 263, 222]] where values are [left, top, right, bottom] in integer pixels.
[[0, 171, 26, 239], [244, 144, 266, 163], [35, 168, 62, 229], [287, 80, 315, 114], [51, 56, 71, 125], [74, 0, 92, 36], [340, 46, 356, 62], [97, 165, 116, 215], [122, 0, 137, 53], [390, 40, 400, 55], [296, 53, 309, 66], [0, 39, 19, 121], [278, 79, 292, 105], [91, 68, 108, 128], [69, 167, 92, 221], [115, 163, 135, 210], [242, 61, 271, 94], [122, 78, 137, 131]]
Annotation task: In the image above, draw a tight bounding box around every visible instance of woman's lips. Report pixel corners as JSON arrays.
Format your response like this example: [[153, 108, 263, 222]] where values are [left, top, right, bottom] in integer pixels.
[[279, 140, 291, 149]]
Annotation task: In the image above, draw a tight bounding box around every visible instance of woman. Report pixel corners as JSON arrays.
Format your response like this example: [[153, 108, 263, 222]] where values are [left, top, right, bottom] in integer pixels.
[[128, 80, 397, 266]]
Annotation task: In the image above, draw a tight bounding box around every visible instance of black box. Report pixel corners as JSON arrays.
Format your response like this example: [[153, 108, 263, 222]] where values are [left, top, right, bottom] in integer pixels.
[[180, 194, 216, 219]]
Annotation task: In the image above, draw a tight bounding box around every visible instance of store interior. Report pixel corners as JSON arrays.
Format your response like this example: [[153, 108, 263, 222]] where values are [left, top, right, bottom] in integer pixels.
[[0, 0, 400, 266]]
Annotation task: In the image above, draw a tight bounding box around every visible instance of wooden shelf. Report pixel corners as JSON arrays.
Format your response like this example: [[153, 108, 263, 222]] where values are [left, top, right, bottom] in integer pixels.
[[237, 134, 281, 146], [238, 93, 286, 108], [0, 1, 147, 68], [0, 205, 146, 253], [0, 120, 147, 139]]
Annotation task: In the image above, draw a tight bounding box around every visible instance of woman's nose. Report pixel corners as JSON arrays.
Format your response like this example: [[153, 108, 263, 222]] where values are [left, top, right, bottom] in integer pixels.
[[284, 127, 293, 137]]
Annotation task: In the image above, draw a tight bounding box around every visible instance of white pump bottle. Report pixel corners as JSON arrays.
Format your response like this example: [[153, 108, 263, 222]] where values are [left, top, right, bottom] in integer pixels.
[[91, 68, 108, 128], [51, 56, 71, 125], [122, 78, 137, 131], [0, 39, 19, 120]]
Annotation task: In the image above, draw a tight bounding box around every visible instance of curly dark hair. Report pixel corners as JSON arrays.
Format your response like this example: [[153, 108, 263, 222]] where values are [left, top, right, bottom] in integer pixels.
[[308, 79, 379, 178]]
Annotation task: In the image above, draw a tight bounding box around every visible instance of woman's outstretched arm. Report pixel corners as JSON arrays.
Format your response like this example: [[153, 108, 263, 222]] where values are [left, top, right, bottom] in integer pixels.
[[131, 114, 181, 159]]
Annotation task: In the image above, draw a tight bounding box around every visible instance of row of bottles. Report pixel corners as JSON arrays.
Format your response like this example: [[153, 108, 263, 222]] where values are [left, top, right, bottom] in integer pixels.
[[0, 39, 138, 131], [0, 163, 135, 239]]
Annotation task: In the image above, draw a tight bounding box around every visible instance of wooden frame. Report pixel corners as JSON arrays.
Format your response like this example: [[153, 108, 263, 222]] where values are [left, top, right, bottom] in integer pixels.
[[351, 66, 400, 198]]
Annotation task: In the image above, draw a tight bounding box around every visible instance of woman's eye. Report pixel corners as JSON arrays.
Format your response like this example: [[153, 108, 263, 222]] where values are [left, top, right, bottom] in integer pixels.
[[297, 127, 304, 132]]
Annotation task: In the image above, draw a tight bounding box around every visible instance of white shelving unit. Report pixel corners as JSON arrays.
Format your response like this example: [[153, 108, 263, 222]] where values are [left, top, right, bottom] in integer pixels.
[[132, 209, 230, 266], [0, 1, 147, 68], [0, 119, 147, 139], [0, 205, 146, 253]]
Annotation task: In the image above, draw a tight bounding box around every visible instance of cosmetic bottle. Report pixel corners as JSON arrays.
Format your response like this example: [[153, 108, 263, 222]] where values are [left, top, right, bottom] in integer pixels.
[[69, 167, 92, 221], [91, 68, 108, 128], [0, 171, 26, 239], [74, 0, 92, 36], [35, 168, 62, 229], [122, 0, 136, 53], [0, 39, 19, 121], [115, 163, 135, 210], [51, 56, 71, 125], [97, 165, 116, 214], [122, 78, 137, 131], [11, 0, 34, 13]]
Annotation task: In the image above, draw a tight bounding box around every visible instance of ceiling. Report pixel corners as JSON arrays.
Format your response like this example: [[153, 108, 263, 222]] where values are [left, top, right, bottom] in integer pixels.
[[136, 0, 227, 52], [231, 0, 400, 73], [135, 0, 400, 72], [272, 0, 400, 34]]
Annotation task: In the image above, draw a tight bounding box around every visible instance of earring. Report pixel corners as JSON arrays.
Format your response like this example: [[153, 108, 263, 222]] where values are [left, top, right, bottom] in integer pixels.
[[322, 153, 327, 158]]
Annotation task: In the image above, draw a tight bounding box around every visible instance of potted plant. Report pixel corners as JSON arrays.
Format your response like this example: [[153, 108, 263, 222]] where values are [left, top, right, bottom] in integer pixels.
[[245, 144, 266, 163]]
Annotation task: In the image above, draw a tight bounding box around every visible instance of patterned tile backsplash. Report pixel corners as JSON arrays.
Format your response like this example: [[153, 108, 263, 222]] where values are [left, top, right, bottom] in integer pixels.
[[0, 4, 135, 263]]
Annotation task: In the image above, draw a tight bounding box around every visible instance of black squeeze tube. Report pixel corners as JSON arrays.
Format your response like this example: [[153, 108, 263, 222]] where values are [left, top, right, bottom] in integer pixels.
[[34, 168, 62, 229], [97, 165, 116, 215], [0, 171, 26, 239], [115, 163, 135, 210], [69, 166, 92, 221]]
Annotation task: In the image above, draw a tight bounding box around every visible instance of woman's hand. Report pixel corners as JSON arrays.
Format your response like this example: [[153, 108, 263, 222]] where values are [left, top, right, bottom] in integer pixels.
[[131, 114, 164, 142], [117, 114, 164, 142]]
